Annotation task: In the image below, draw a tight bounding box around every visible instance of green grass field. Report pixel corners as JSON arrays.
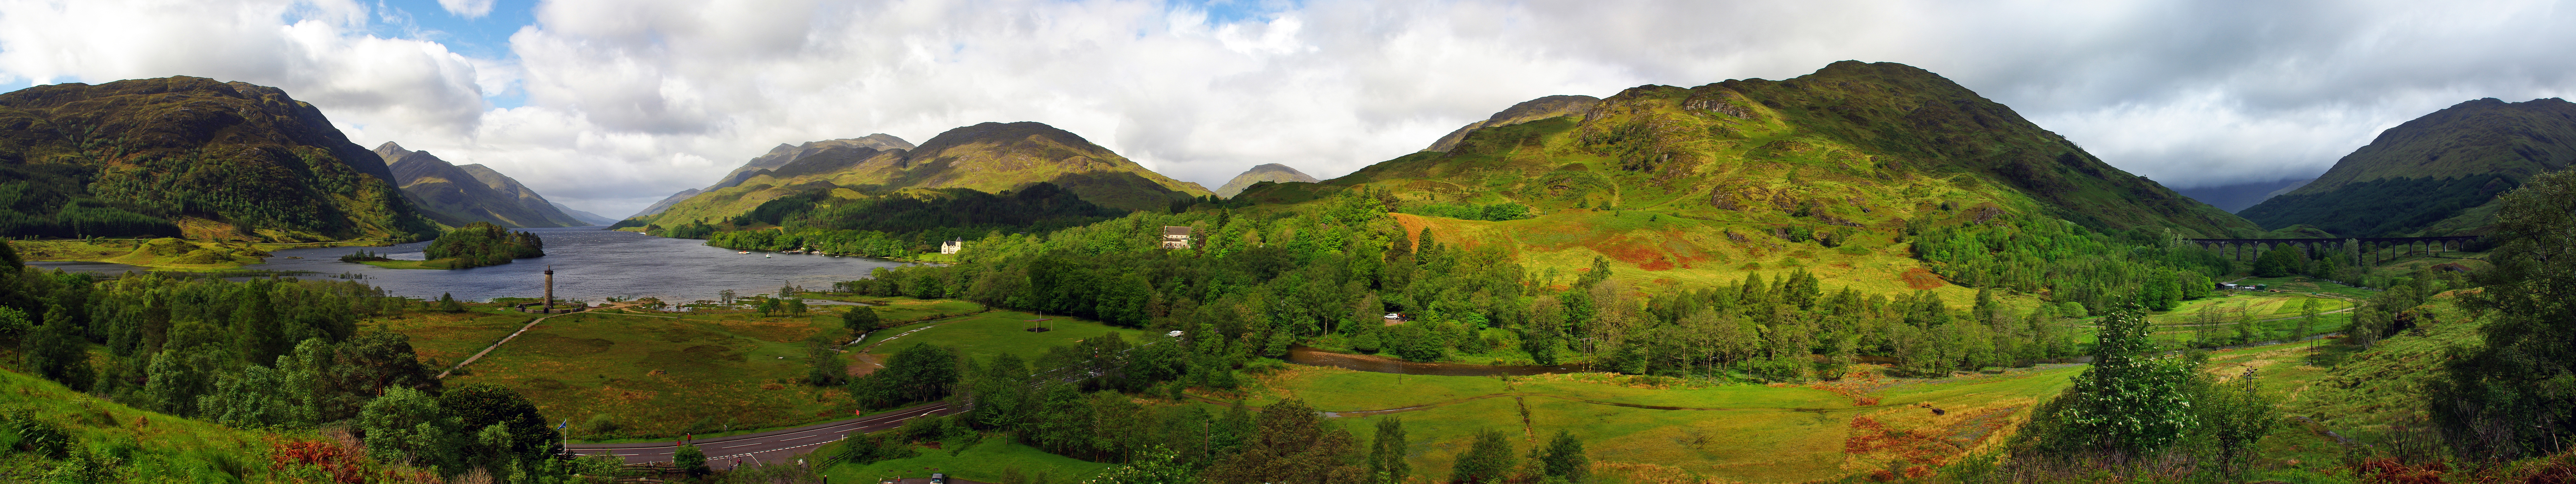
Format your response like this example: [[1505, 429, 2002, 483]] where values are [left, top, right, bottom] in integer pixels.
[[385, 305, 864, 441], [862, 311, 1146, 363], [0, 369, 288, 482], [1215, 360, 2075, 483], [822, 440, 1111, 484]]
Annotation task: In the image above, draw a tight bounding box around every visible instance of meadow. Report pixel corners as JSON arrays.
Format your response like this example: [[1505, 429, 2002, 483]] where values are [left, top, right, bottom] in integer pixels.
[[1200, 358, 2081, 483], [822, 440, 1113, 484], [860, 310, 1150, 363], [383, 304, 866, 441]]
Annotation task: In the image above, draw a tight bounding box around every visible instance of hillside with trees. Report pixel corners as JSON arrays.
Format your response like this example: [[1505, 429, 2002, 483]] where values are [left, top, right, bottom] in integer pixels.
[[0, 76, 439, 241], [2241, 97, 2576, 237]]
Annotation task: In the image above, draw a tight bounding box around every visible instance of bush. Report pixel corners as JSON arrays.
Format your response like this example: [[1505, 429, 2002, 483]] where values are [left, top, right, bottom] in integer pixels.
[[1349, 329, 1382, 353]]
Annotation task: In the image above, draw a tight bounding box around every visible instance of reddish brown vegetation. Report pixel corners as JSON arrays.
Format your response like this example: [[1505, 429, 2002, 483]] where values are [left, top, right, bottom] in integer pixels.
[[1901, 268, 1945, 290], [267, 438, 368, 484]]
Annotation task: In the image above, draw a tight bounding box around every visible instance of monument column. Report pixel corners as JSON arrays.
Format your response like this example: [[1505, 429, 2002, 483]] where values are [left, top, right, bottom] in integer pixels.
[[544, 266, 555, 314]]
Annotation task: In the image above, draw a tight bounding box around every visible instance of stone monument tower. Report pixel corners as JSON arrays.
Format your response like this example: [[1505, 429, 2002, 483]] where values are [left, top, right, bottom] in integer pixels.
[[543, 265, 555, 314]]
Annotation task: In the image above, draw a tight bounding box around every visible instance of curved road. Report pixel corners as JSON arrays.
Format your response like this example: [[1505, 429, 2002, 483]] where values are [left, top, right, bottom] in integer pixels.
[[567, 401, 963, 469]]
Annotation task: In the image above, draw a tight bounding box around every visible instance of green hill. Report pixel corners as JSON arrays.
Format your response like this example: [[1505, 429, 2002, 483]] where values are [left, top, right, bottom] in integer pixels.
[[638, 122, 1210, 225], [2240, 97, 2576, 237], [375, 142, 588, 228], [0, 76, 439, 241], [1303, 60, 2258, 236]]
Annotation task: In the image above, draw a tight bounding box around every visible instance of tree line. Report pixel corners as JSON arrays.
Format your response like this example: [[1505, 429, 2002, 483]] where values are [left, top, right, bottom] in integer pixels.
[[0, 241, 607, 480]]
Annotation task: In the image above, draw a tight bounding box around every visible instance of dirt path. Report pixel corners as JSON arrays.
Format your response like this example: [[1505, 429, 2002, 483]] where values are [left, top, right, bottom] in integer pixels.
[[834, 311, 989, 377], [436, 312, 567, 379]]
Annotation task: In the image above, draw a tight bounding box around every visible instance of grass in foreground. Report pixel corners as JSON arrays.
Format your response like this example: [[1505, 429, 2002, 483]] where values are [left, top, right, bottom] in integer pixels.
[[382, 305, 861, 441], [1230, 361, 2074, 483], [821, 440, 1110, 484], [0, 369, 287, 482]]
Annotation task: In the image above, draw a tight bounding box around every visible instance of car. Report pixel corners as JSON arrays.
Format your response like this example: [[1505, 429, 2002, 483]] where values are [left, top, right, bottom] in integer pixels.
[[931, 473, 947, 484], [1383, 313, 1402, 320]]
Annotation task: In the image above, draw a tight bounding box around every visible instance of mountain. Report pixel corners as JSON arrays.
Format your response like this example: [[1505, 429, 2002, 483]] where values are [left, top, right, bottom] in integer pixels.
[[2174, 177, 2313, 213], [627, 189, 699, 219], [1213, 163, 1320, 197], [548, 201, 616, 225], [1421, 95, 1601, 153], [0, 76, 437, 241], [642, 122, 1211, 224], [1307, 60, 2258, 238], [2239, 97, 2576, 237], [373, 142, 587, 228], [705, 134, 914, 192]]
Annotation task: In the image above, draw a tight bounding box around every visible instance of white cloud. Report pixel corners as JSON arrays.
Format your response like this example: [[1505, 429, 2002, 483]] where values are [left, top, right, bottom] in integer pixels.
[[7, 0, 2576, 216], [437, 0, 494, 19]]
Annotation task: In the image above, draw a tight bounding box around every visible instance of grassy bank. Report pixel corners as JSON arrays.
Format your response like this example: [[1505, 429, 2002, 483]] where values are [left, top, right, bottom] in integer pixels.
[[0, 369, 291, 482]]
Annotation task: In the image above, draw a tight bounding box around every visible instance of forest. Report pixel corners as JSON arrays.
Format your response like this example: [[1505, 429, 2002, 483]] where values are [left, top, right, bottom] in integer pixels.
[[644, 182, 1131, 257], [423, 222, 547, 268], [0, 237, 615, 480]]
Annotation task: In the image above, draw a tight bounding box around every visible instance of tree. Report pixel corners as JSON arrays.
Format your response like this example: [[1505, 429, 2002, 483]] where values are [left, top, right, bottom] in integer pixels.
[[1534, 430, 1588, 484], [1201, 399, 1366, 484], [436, 292, 465, 313], [2017, 302, 2201, 457], [1368, 417, 1409, 484], [438, 384, 560, 469], [24, 307, 92, 391], [719, 289, 737, 306], [807, 336, 847, 386], [843, 306, 882, 336], [675, 444, 710, 478], [788, 298, 810, 315], [1449, 429, 1515, 484], [2293, 297, 2320, 349], [2437, 167, 2576, 459], [358, 387, 448, 467]]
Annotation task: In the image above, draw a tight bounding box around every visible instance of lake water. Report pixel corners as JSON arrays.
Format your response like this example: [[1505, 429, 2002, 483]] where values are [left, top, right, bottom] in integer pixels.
[[33, 227, 921, 304]]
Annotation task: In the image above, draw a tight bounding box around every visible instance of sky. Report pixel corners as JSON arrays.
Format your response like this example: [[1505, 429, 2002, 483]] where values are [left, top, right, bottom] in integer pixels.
[[3, 0, 2573, 218]]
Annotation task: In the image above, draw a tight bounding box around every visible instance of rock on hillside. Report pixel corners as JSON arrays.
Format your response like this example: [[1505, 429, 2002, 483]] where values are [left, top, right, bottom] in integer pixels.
[[1422, 95, 1601, 153], [1325, 60, 2260, 238], [2240, 97, 2576, 237], [705, 134, 915, 192], [643, 122, 1210, 224], [376, 142, 587, 228], [0, 76, 438, 241], [1213, 163, 1320, 197]]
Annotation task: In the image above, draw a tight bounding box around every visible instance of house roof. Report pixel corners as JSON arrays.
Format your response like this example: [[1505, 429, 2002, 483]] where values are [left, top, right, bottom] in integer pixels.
[[1162, 226, 1192, 236]]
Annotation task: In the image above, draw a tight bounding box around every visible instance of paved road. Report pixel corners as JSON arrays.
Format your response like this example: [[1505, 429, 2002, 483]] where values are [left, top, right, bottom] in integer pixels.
[[567, 401, 963, 470]]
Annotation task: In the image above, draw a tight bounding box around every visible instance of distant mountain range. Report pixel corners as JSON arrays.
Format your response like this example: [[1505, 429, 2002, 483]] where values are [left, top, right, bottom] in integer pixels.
[[1213, 163, 1319, 198], [634, 122, 1211, 226], [2174, 178, 2313, 213], [375, 142, 591, 228], [0, 76, 438, 241], [2240, 97, 2576, 237], [549, 201, 616, 225]]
